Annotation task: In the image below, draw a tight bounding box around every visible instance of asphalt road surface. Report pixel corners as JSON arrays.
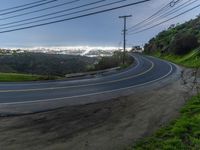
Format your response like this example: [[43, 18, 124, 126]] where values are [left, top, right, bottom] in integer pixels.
[[0, 53, 179, 114]]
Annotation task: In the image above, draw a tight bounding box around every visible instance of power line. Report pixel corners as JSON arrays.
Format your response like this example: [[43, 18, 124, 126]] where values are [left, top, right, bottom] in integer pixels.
[[128, 0, 198, 33], [127, 4, 169, 30], [169, 0, 181, 7], [0, 0, 107, 28], [128, 0, 199, 34], [0, 0, 81, 21], [128, 3, 200, 35], [127, 0, 179, 32], [0, 0, 58, 16], [158, 0, 198, 19], [0, 0, 51, 12], [0, 0, 137, 30], [127, 0, 183, 31], [127, 0, 176, 31], [0, 0, 150, 34]]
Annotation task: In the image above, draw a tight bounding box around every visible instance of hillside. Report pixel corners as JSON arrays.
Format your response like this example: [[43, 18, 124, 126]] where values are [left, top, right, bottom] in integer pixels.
[[0, 52, 96, 77], [130, 15, 200, 150], [0, 51, 133, 81], [144, 15, 200, 68]]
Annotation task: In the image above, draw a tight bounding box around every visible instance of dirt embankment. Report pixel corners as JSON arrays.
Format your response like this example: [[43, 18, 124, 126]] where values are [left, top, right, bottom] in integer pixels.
[[0, 68, 199, 150]]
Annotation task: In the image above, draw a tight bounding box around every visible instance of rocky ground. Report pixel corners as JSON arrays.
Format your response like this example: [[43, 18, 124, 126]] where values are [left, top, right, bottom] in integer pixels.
[[0, 68, 199, 150]]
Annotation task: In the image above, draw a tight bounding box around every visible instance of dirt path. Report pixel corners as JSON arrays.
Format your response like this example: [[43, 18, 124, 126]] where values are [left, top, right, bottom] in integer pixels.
[[0, 68, 199, 150]]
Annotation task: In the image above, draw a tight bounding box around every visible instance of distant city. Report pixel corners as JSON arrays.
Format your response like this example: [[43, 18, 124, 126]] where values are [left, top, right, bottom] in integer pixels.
[[0, 46, 143, 57]]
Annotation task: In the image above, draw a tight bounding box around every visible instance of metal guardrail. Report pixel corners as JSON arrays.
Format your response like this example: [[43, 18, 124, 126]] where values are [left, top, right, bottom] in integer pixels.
[[65, 67, 121, 78]]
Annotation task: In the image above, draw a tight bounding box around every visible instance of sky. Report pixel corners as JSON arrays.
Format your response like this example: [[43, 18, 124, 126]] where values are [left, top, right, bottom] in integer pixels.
[[0, 0, 199, 48]]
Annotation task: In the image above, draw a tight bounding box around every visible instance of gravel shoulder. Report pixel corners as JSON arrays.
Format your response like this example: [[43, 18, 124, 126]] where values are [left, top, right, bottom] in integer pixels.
[[0, 68, 199, 150]]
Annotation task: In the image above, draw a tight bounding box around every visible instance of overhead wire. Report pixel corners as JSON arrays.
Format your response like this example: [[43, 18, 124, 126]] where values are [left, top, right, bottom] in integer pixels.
[[0, 0, 107, 28], [128, 0, 199, 33], [127, 0, 182, 32], [0, 0, 52, 12], [161, 0, 198, 17], [0, 0, 81, 21], [127, 0, 182, 31], [0, 0, 58, 16], [128, 2, 200, 35], [0, 0, 150, 33]]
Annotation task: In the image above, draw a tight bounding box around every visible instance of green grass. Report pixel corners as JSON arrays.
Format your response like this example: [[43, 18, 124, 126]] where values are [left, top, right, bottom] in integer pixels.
[[152, 49, 200, 68], [129, 94, 200, 150], [0, 72, 57, 82]]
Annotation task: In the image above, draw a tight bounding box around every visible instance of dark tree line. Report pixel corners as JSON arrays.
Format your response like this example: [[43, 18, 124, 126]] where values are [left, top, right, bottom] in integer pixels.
[[0, 52, 96, 76], [92, 51, 133, 70]]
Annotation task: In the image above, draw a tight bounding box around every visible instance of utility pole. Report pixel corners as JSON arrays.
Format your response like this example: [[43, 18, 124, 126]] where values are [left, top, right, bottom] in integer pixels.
[[119, 15, 132, 64]]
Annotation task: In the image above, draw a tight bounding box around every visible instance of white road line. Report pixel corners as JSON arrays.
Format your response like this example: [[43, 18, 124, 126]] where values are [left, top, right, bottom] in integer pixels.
[[0, 54, 141, 86], [0, 61, 174, 105], [0, 56, 154, 93]]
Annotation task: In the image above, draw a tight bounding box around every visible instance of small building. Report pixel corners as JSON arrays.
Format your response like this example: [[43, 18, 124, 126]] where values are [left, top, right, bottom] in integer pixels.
[[131, 46, 144, 53]]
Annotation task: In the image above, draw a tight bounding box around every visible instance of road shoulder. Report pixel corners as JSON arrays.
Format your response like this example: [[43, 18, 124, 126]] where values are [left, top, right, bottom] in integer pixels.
[[0, 67, 197, 150]]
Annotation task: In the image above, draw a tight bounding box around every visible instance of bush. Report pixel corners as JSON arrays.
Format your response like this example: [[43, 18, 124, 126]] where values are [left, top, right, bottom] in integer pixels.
[[93, 51, 133, 70], [169, 32, 199, 55], [94, 56, 120, 70], [144, 15, 200, 55]]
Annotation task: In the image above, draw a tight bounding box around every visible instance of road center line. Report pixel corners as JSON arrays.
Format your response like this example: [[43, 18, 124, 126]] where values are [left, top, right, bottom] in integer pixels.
[[0, 56, 154, 93], [0, 61, 174, 105]]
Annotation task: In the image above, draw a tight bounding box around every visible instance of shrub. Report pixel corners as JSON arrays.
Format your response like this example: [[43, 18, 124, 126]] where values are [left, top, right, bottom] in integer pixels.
[[169, 32, 199, 55], [94, 51, 133, 70]]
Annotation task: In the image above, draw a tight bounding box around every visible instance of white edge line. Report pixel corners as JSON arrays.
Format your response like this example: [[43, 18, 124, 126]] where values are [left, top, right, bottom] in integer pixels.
[[0, 56, 152, 93], [0, 61, 174, 106], [0, 54, 141, 86]]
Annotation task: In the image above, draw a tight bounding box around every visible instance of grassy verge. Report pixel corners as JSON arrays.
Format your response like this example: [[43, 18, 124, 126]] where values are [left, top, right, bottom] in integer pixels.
[[130, 94, 200, 150], [152, 49, 200, 68], [0, 72, 57, 82]]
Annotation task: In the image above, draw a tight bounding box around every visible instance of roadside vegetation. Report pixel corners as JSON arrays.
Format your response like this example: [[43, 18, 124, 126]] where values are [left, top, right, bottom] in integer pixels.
[[0, 51, 133, 82], [90, 51, 133, 71], [0, 52, 96, 76], [128, 15, 200, 150], [144, 15, 200, 68], [0, 72, 57, 82], [0, 52, 96, 81], [153, 49, 200, 68]]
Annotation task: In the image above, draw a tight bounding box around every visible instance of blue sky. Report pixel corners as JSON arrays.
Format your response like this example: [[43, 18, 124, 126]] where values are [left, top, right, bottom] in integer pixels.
[[0, 0, 199, 48]]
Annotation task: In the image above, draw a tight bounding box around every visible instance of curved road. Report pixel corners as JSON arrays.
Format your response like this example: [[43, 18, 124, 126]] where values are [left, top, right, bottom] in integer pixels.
[[0, 54, 179, 114]]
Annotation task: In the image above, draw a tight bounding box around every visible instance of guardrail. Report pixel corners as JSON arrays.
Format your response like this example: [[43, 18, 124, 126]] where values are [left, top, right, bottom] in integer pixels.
[[65, 67, 121, 78]]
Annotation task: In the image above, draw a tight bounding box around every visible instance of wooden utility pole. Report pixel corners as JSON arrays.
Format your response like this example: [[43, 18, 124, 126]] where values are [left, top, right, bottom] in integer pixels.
[[119, 15, 132, 64]]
